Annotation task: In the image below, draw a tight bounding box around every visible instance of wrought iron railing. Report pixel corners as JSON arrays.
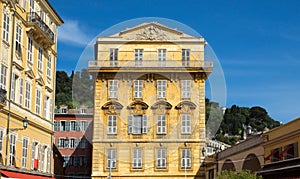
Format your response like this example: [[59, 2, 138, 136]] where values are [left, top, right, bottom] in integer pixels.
[[88, 60, 213, 68], [27, 12, 55, 42]]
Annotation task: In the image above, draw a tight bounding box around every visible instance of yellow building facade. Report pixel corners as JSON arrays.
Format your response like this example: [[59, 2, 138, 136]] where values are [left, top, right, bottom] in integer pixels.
[[258, 117, 300, 178], [0, 0, 63, 178], [89, 22, 213, 178]]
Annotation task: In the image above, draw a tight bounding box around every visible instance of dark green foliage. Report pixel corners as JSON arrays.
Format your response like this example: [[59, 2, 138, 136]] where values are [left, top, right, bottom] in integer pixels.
[[55, 69, 93, 108], [216, 170, 263, 179], [206, 98, 281, 145]]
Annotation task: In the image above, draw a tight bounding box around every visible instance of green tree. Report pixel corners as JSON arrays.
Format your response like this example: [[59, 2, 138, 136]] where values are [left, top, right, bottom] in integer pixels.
[[216, 170, 262, 179]]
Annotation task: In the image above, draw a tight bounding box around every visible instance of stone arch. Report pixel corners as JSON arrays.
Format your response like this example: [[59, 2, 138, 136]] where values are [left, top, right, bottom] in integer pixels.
[[242, 153, 261, 172], [221, 159, 236, 171]]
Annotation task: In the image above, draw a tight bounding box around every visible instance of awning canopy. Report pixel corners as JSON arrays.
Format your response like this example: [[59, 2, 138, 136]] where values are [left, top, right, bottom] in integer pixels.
[[1, 170, 54, 179]]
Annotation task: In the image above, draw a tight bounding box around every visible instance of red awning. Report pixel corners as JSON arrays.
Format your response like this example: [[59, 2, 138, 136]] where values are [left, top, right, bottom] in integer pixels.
[[1, 170, 54, 179]]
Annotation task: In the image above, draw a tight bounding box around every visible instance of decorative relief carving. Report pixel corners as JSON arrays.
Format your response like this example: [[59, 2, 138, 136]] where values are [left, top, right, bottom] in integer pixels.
[[128, 100, 149, 114], [175, 101, 197, 113], [136, 26, 168, 40], [102, 100, 123, 115], [151, 101, 172, 115]]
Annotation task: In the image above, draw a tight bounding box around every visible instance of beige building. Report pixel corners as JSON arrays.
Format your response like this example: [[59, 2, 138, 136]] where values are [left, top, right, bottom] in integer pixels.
[[89, 22, 213, 178], [0, 0, 63, 178]]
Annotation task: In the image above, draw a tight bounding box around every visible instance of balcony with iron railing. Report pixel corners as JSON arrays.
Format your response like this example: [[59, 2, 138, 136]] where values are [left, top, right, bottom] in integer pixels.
[[88, 60, 213, 73], [27, 12, 55, 45]]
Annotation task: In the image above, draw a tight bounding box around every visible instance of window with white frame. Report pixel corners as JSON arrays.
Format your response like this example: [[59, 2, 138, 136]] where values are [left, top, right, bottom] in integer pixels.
[[157, 80, 166, 98], [80, 121, 88, 131], [156, 148, 166, 168], [182, 49, 190, 66], [181, 114, 191, 134], [132, 148, 142, 169], [25, 81, 31, 109], [65, 121, 70, 131], [181, 80, 191, 98], [70, 121, 76, 131], [9, 134, 16, 166], [107, 149, 116, 169], [69, 138, 75, 148], [41, 146, 46, 172], [108, 115, 117, 134], [36, 89, 41, 114], [22, 137, 28, 168], [15, 24, 22, 54], [128, 115, 147, 134], [2, 13, 9, 43], [38, 47, 43, 71], [109, 80, 118, 98], [134, 49, 143, 67], [31, 142, 38, 169], [19, 78, 23, 105], [157, 115, 166, 134], [27, 37, 33, 62], [181, 148, 191, 168], [0, 65, 7, 90], [47, 149, 51, 173], [134, 80, 143, 98], [47, 54, 51, 78], [110, 48, 118, 66], [44, 95, 49, 119], [0, 129, 3, 152], [158, 49, 166, 66], [10, 73, 17, 101]]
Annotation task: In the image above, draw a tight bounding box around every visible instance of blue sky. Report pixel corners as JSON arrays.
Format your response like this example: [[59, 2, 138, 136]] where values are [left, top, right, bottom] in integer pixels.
[[50, 0, 300, 123]]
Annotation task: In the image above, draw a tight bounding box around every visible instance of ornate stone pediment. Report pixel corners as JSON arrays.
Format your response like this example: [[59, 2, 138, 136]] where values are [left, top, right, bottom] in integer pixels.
[[114, 22, 193, 41], [25, 68, 35, 79], [36, 76, 45, 86], [102, 100, 123, 114], [128, 100, 149, 115], [175, 101, 197, 113], [151, 101, 172, 114]]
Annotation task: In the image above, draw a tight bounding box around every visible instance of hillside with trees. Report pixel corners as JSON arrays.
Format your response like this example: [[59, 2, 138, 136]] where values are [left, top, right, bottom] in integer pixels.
[[206, 99, 281, 145], [55, 69, 93, 108]]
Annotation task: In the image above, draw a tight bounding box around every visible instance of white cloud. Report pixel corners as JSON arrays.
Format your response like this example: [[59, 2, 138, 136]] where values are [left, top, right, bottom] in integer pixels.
[[58, 20, 91, 46]]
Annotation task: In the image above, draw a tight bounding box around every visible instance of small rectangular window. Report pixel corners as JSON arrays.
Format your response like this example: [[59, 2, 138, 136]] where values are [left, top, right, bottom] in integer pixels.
[[156, 148, 167, 168], [15, 24, 22, 54], [132, 148, 142, 169], [38, 47, 43, 71], [27, 37, 33, 62], [2, 13, 9, 43], [47, 55, 51, 78], [25, 81, 31, 109], [134, 80, 143, 98], [157, 115, 166, 134], [128, 115, 147, 134], [108, 115, 117, 134], [182, 49, 190, 66], [158, 49, 166, 66], [181, 80, 191, 98], [181, 148, 191, 168], [181, 114, 191, 134], [107, 149, 117, 169], [134, 49, 143, 67], [22, 138, 29, 168], [110, 48, 118, 66], [0, 65, 7, 90], [36, 89, 41, 114], [157, 80, 166, 98], [109, 80, 118, 98]]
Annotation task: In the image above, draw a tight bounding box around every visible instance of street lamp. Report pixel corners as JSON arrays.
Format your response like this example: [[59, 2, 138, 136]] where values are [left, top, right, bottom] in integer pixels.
[[23, 117, 28, 129]]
